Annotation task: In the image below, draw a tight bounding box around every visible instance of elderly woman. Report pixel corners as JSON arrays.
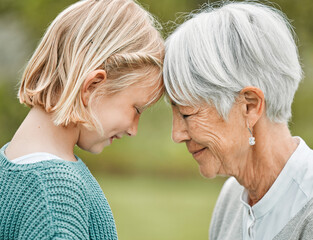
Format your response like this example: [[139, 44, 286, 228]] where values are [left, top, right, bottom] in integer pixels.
[[164, 1, 313, 240]]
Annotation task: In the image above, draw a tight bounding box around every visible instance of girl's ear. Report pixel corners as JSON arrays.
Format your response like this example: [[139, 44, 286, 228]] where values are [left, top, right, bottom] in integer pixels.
[[239, 86, 265, 128], [81, 70, 107, 106]]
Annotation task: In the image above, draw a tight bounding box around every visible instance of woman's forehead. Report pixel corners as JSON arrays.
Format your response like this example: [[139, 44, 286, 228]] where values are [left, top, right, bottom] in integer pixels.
[[174, 105, 201, 116], [170, 100, 207, 111]]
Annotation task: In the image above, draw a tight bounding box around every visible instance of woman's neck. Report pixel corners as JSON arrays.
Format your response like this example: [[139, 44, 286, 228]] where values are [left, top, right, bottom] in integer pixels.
[[236, 121, 298, 206], [5, 106, 80, 162]]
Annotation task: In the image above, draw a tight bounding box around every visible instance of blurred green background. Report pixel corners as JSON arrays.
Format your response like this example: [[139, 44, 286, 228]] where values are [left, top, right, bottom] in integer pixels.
[[0, 0, 312, 239]]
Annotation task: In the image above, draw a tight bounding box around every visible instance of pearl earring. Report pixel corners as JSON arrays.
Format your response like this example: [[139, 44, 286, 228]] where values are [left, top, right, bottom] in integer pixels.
[[248, 127, 255, 146]]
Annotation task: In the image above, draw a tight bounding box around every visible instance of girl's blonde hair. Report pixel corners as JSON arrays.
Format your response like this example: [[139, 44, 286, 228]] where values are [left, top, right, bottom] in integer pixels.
[[19, 0, 164, 134]]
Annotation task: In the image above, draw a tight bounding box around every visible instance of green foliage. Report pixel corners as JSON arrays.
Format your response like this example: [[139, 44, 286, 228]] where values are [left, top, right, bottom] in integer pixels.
[[0, 81, 28, 145], [96, 174, 226, 240], [0, 0, 76, 37]]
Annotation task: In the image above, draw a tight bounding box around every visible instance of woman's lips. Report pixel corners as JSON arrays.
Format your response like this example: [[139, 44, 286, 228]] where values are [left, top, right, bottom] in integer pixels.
[[192, 148, 206, 158]]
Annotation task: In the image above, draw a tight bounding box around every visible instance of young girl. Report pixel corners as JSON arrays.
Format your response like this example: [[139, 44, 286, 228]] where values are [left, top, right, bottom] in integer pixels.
[[0, 0, 164, 239]]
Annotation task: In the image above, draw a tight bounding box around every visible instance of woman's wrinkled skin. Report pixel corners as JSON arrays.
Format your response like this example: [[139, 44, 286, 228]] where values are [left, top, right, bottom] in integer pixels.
[[171, 87, 298, 205]]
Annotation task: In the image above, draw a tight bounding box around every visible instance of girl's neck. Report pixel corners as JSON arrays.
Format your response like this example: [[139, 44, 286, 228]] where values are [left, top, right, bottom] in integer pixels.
[[5, 106, 80, 162]]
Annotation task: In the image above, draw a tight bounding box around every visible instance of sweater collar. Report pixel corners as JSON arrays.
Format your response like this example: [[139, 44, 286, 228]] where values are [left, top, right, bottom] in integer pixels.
[[0, 142, 84, 171]]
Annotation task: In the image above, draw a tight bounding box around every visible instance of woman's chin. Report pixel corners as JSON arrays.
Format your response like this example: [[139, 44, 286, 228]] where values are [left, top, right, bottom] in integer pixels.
[[199, 166, 217, 179]]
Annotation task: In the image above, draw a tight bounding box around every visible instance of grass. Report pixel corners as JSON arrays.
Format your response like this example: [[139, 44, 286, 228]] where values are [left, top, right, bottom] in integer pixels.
[[95, 174, 226, 240]]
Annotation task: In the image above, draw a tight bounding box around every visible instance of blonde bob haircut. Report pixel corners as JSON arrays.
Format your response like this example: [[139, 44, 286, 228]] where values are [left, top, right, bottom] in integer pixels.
[[19, 0, 164, 134]]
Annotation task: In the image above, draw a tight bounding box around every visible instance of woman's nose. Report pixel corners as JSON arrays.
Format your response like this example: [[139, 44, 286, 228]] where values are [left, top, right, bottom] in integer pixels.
[[172, 113, 190, 143]]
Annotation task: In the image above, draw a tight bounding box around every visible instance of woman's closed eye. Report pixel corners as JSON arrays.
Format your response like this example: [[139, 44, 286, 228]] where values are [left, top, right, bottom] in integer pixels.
[[181, 113, 192, 119], [177, 106, 199, 119]]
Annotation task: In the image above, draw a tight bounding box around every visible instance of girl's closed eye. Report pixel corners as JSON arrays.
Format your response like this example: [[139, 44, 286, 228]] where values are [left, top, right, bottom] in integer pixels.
[[135, 106, 141, 114]]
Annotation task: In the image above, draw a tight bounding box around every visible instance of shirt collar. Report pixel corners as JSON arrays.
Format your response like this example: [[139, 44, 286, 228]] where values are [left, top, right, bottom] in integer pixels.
[[240, 137, 310, 219]]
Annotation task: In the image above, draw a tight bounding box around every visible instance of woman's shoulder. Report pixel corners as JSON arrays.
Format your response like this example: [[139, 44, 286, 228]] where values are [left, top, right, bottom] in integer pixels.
[[209, 177, 244, 239], [274, 197, 313, 240]]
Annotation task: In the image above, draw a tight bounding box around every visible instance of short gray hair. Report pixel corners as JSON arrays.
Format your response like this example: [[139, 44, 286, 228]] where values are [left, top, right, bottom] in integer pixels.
[[164, 1, 302, 123]]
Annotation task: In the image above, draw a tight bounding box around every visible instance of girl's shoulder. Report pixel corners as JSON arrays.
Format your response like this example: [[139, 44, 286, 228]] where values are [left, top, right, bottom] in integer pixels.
[[0, 153, 92, 208], [0, 157, 91, 239]]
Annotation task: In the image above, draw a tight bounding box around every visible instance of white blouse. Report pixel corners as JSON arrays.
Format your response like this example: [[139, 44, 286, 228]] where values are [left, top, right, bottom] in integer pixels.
[[240, 137, 313, 240]]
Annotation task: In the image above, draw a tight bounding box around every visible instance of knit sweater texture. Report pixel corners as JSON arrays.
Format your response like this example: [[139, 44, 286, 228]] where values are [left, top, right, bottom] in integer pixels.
[[0, 147, 118, 240]]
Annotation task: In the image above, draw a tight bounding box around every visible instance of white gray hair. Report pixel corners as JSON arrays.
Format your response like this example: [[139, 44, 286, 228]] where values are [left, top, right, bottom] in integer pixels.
[[164, 1, 303, 123]]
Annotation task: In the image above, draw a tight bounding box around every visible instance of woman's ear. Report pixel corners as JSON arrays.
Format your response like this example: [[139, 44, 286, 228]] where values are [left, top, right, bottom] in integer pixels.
[[81, 69, 107, 106], [239, 86, 265, 127]]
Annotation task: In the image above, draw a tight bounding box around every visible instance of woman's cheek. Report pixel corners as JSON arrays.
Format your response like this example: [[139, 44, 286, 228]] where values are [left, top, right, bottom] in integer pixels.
[[187, 119, 201, 139], [189, 117, 212, 143]]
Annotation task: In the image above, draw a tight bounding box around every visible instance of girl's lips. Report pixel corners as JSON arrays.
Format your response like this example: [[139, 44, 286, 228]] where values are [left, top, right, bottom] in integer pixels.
[[109, 136, 116, 144], [109, 135, 121, 144]]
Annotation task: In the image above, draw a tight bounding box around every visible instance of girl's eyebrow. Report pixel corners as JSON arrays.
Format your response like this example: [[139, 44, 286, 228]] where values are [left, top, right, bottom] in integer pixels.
[[141, 93, 163, 110], [141, 101, 155, 111]]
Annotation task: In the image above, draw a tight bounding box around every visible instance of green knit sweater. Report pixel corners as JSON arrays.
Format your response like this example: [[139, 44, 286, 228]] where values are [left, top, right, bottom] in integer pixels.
[[0, 144, 118, 240]]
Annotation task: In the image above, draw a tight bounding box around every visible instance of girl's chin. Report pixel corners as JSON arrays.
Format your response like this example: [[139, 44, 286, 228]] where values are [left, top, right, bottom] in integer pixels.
[[87, 139, 111, 154]]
